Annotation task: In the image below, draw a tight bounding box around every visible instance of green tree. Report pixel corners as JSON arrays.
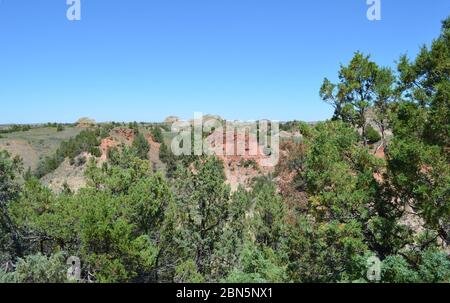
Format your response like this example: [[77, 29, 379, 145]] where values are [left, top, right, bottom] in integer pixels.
[[365, 125, 381, 144], [373, 67, 396, 146], [0, 150, 24, 260], [388, 16, 450, 245], [169, 157, 232, 280], [174, 259, 205, 283], [397, 16, 449, 147], [225, 241, 287, 283], [251, 178, 287, 250], [381, 249, 450, 283], [320, 52, 379, 145], [78, 189, 158, 282], [151, 126, 164, 143], [284, 121, 410, 281], [286, 215, 368, 282], [132, 132, 150, 160]]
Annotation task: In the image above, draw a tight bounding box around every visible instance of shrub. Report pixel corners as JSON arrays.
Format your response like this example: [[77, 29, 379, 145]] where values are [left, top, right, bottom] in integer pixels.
[[151, 126, 164, 143], [132, 132, 150, 160], [174, 260, 204, 283], [365, 125, 381, 144], [0, 253, 67, 283], [88, 146, 102, 158]]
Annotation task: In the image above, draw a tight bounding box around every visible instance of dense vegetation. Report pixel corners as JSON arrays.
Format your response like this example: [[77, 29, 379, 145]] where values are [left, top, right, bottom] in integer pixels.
[[0, 17, 449, 283]]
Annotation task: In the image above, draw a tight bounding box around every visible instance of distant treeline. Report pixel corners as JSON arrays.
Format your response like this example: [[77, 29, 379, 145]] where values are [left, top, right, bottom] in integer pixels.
[[0, 125, 32, 134], [0, 123, 73, 134]]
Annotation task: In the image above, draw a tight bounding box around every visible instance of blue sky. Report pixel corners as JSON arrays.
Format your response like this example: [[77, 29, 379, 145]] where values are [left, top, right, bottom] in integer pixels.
[[0, 0, 448, 123]]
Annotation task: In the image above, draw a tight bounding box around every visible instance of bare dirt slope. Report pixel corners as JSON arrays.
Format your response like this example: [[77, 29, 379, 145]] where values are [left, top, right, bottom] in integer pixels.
[[0, 127, 82, 171], [206, 130, 276, 191], [0, 139, 39, 171], [40, 156, 88, 193]]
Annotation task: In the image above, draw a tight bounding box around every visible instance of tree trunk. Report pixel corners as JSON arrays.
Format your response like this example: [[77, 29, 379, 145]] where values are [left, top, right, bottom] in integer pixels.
[[0, 201, 23, 258]]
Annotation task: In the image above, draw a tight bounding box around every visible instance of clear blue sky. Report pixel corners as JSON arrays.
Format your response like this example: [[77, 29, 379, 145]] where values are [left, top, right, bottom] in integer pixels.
[[0, 0, 448, 123]]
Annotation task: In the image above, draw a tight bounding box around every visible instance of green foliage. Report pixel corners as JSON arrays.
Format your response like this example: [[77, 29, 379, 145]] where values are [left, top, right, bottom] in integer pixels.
[[35, 128, 106, 178], [320, 52, 379, 143], [417, 250, 450, 282], [381, 249, 450, 283], [5, 149, 170, 282], [150, 126, 164, 143], [396, 17, 449, 147], [225, 242, 287, 283], [78, 190, 158, 282], [252, 178, 287, 249], [320, 52, 398, 146], [381, 255, 420, 283], [298, 121, 314, 139], [365, 125, 381, 144], [286, 215, 368, 282], [174, 260, 205, 283], [128, 121, 139, 133], [279, 120, 302, 132], [132, 132, 150, 160], [159, 142, 177, 176], [169, 157, 232, 280], [0, 252, 67, 283], [88, 146, 102, 158], [159, 138, 198, 178], [0, 150, 23, 262], [0, 150, 22, 203], [124, 173, 173, 235], [373, 67, 396, 142], [386, 17, 450, 245]]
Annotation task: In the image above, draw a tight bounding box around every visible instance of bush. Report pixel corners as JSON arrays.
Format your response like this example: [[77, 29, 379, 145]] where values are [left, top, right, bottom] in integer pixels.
[[365, 125, 381, 144], [132, 132, 150, 160], [174, 260, 205, 283], [0, 253, 67, 283], [88, 146, 102, 158], [381, 250, 450, 283], [298, 122, 314, 138], [150, 126, 164, 143]]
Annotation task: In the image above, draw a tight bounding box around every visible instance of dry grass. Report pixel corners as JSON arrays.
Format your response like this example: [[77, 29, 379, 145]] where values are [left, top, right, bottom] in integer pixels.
[[0, 126, 82, 171]]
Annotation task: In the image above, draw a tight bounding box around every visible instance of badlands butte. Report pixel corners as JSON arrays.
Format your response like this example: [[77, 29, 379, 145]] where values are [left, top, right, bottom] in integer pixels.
[[0, 116, 309, 193]]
